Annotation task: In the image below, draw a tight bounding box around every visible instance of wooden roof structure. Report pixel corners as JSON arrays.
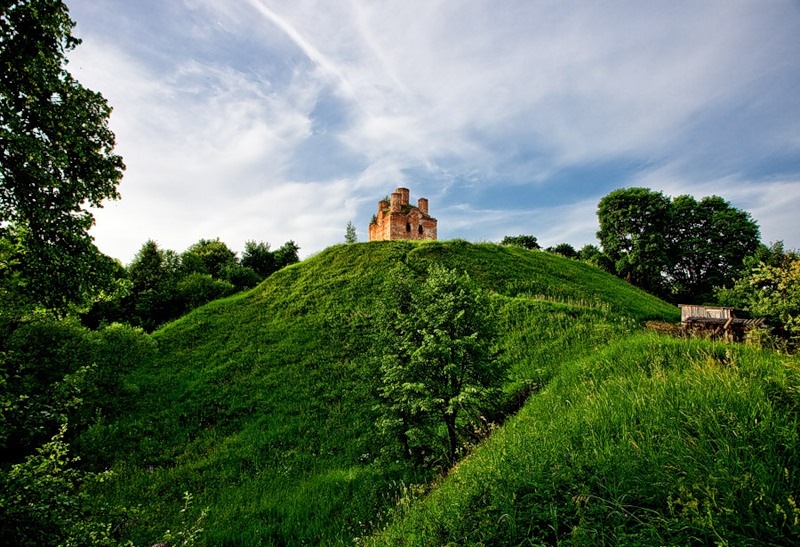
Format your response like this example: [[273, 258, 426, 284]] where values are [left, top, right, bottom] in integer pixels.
[[679, 304, 764, 341]]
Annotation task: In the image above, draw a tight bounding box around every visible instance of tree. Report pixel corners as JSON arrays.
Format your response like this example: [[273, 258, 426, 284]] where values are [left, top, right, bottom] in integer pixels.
[[221, 263, 261, 291], [175, 272, 234, 311], [597, 188, 671, 296], [596, 188, 760, 302], [345, 221, 357, 244], [578, 244, 601, 262], [547, 243, 578, 259], [241, 240, 275, 278], [181, 238, 237, 278], [376, 265, 505, 466], [126, 240, 182, 330], [716, 242, 800, 348], [501, 235, 540, 250], [274, 240, 300, 270], [665, 195, 760, 303], [0, 0, 125, 312]]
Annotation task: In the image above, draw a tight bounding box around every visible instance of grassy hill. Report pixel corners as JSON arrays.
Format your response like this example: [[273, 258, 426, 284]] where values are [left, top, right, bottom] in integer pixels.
[[368, 334, 800, 545], [76, 241, 799, 545]]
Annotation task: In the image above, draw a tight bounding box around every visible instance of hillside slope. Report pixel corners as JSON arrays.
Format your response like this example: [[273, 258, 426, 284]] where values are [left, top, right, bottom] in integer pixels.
[[80, 241, 680, 544], [369, 334, 800, 545]]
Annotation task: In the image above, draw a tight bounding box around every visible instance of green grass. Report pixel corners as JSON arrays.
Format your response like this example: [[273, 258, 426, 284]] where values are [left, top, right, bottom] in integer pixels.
[[78, 241, 693, 544], [368, 335, 800, 545]]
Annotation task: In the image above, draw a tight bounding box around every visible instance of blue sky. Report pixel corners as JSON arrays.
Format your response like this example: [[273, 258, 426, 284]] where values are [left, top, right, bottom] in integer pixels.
[[66, 0, 800, 262]]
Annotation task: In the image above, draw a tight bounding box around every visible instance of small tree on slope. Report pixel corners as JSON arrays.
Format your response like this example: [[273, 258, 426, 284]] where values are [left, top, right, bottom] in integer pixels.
[[376, 264, 505, 466]]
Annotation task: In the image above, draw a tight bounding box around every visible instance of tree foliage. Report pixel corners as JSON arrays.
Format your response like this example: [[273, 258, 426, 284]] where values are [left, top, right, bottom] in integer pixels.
[[547, 242, 578, 259], [181, 238, 238, 278], [376, 265, 505, 466], [241, 240, 275, 278], [273, 240, 300, 270], [0, 318, 155, 544], [124, 240, 182, 331], [0, 0, 124, 313], [597, 188, 760, 302], [578, 244, 606, 267], [665, 195, 761, 303], [0, 425, 116, 546], [717, 242, 800, 348], [501, 235, 540, 250], [345, 221, 357, 244], [597, 188, 671, 295]]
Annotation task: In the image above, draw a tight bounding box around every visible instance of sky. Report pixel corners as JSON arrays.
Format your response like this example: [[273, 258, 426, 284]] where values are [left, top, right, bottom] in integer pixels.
[[65, 0, 800, 263]]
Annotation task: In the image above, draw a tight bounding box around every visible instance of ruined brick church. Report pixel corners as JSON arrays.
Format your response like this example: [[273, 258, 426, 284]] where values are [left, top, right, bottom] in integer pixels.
[[368, 187, 437, 241]]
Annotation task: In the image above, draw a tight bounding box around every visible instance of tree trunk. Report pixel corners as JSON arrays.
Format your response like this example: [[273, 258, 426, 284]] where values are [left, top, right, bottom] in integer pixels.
[[445, 413, 458, 464]]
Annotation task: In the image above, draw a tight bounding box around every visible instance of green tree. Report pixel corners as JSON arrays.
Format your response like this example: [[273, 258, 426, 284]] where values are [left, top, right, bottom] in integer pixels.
[[127, 240, 182, 331], [0, 0, 125, 313], [241, 240, 275, 278], [274, 240, 300, 269], [597, 187, 671, 296], [578, 243, 601, 262], [175, 273, 234, 311], [181, 238, 238, 279], [376, 265, 505, 466], [345, 221, 357, 244], [221, 263, 261, 291], [717, 242, 800, 348], [665, 195, 760, 303], [501, 235, 540, 250], [597, 188, 760, 302], [547, 242, 578, 259]]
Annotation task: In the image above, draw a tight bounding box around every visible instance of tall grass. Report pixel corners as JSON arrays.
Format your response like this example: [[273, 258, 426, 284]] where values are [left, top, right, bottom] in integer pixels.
[[369, 334, 800, 545]]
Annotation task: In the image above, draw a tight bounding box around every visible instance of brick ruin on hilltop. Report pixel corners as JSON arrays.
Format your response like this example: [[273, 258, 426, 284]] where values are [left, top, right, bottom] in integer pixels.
[[368, 187, 438, 241]]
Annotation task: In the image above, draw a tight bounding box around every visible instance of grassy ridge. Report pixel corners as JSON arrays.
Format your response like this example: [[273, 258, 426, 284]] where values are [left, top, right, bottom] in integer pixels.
[[405, 241, 678, 321], [369, 335, 800, 545], [80, 241, 680, 544]]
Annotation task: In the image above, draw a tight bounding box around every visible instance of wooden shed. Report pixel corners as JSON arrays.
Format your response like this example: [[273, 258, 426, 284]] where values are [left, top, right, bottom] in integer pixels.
[[678, 304, 764, 341]]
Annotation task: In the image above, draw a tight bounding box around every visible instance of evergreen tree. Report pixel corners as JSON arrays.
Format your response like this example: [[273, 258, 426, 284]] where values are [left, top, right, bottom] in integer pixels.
[[345, 221, 358, 244]]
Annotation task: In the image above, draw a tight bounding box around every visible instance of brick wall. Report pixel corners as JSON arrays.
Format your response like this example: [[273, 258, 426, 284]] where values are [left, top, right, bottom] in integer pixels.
[[368, 187, 437, 241]]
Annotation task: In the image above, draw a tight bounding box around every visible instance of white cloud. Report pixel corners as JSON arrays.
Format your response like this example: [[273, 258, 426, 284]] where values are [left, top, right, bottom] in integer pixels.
[[637, 162, 800, 249], [73, 34, 326, 260], [64, 0, 800, 259]]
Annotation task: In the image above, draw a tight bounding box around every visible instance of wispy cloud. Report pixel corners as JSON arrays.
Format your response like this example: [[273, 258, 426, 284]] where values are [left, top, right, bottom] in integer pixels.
[[67, 0, 800, 260]]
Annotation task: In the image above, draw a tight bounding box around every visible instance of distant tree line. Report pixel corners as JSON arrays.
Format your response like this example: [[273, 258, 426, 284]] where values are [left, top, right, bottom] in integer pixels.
[[502, 187, 800, 348], [501, 188, 800, 351], [84, 238, 300, 331], [501, 235, 601, 263], [502, 187, 761, 302]]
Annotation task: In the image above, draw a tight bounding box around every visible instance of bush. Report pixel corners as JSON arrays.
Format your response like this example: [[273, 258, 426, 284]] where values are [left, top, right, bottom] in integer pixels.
[[222, 264, 262, 291], [0, 317, 91, 457], [176, 273, 235, 312], [0, 425, 116, 546], [1, 318, 155, 461]]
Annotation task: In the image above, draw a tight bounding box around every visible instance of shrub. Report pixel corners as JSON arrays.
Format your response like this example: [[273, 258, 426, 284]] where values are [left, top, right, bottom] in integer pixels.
[[176, 273, 234, 312]]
